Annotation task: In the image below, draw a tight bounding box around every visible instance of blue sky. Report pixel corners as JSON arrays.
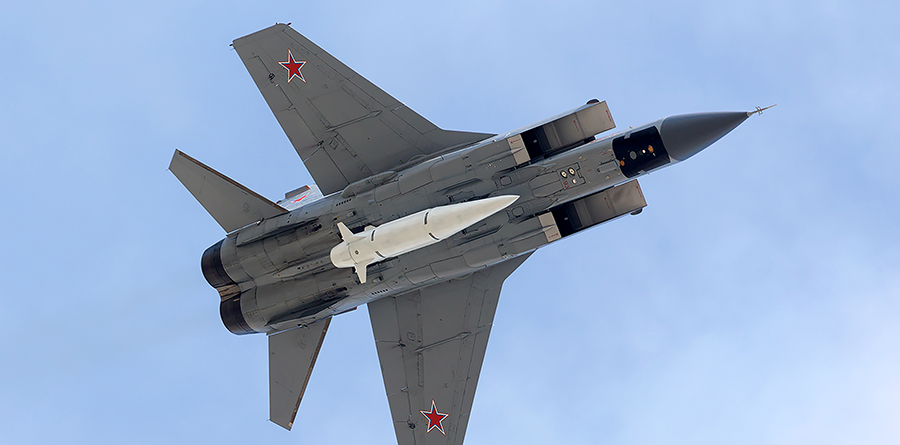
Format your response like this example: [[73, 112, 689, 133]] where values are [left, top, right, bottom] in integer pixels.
[[1, 0, 898, 443]]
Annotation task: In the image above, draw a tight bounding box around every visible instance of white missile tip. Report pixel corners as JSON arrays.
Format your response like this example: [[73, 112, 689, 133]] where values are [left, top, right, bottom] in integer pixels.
[[494, 195, 519, 207]]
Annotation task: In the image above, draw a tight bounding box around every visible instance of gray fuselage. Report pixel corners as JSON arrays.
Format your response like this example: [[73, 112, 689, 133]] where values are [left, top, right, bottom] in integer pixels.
[[203, 110, 750, 335]]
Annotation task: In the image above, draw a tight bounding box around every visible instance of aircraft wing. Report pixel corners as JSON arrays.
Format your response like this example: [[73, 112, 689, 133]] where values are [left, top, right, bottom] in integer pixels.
[[367, 253, 532, 445], [232, 24, 494, 196]]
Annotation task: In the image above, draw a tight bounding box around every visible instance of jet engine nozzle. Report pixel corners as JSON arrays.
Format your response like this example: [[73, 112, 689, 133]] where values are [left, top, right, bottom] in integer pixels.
[[202, 239, 235, 289], [202, 239, 256, 335]]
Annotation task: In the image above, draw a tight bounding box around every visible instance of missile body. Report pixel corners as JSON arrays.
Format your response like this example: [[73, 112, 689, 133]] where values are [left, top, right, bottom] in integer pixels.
[[330, 195, 519, 283]]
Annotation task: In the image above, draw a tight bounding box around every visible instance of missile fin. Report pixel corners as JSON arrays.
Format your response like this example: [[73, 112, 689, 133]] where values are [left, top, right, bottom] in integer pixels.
[[336, 222, 361, 241], [355, 264, 368, 284]]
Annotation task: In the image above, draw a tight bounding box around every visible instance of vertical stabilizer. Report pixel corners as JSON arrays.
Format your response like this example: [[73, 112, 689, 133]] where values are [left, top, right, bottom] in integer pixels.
[[268, 319, 331, 430]]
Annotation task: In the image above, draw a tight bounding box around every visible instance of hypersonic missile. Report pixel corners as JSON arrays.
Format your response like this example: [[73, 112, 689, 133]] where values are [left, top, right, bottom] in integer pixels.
[[330, 195, 519, 283]]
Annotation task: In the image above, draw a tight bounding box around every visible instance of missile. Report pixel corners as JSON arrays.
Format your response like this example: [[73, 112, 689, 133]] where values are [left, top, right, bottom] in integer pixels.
[[330, 195, 519, 283]]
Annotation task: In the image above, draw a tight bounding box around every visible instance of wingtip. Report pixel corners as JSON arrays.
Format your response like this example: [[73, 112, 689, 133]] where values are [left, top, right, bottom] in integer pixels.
[[168, 149, 184, 170], [268, 417, 294, 431]]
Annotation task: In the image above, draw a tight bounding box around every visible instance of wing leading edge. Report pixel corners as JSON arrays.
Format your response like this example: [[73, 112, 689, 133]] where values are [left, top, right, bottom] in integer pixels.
[[232, 24, 494, 195], [368, 253, 532, 445]]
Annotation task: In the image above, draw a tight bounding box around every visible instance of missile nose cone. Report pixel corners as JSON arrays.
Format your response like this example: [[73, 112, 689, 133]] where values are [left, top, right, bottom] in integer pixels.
[[659, 111, 750, 162], [490, 195, 520, 211], [467, 195, 519, 221], [448, 195, 518, 218], [427, 195, 519, 239]]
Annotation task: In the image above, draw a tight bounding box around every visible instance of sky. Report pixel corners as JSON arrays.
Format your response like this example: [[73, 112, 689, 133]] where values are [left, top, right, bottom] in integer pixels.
[[1, 0, 898, 444]]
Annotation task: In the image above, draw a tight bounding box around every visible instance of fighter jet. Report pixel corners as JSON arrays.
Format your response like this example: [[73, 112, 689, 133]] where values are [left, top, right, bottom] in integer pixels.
[[170, 23, 765, 445]]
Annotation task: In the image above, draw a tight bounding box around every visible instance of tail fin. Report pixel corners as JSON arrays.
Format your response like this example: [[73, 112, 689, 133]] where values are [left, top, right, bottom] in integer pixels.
[[335, 222, 359, 241], [169, 150, 286, 232], [355, 263, 368, 284], [334, 222, 369, 283], [268, 319, 331, 430]]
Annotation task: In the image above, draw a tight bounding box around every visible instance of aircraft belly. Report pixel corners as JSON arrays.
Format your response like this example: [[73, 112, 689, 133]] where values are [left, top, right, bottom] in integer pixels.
[[463, 243, 502, 268], [174, 22, 760, 443], [406, 265, 438, 284], [211, 130, 648, 334], [206, 98, 669, 338]]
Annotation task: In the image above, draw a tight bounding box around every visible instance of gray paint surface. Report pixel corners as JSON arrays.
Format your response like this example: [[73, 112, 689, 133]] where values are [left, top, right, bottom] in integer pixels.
[[368, 253, 532, 445], [169, 150, 286, 232], [232, 24, 494, 195], [268, 319, 331, 430]]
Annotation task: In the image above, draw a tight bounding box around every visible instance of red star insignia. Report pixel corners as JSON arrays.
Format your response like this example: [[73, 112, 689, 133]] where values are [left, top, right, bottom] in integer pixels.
[[278, 49, 307, 83], [420, 399, 449, 435]]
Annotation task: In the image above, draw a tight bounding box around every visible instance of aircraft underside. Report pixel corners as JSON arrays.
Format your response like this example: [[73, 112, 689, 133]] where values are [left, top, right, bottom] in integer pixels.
[[170, 22, 757, 445]]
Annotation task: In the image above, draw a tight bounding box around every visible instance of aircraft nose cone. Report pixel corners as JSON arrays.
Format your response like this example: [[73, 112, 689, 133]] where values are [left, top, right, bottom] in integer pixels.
[[659, 111, 750, 162]]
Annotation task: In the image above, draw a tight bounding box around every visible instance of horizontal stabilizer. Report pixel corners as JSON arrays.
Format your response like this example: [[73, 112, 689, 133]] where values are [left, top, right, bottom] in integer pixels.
[[269, 319, 331, 430], [169, 150, 286, 233]]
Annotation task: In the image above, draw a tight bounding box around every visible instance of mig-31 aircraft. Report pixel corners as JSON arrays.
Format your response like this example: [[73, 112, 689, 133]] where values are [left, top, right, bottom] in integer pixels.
[[170, 23, 765, 445]]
